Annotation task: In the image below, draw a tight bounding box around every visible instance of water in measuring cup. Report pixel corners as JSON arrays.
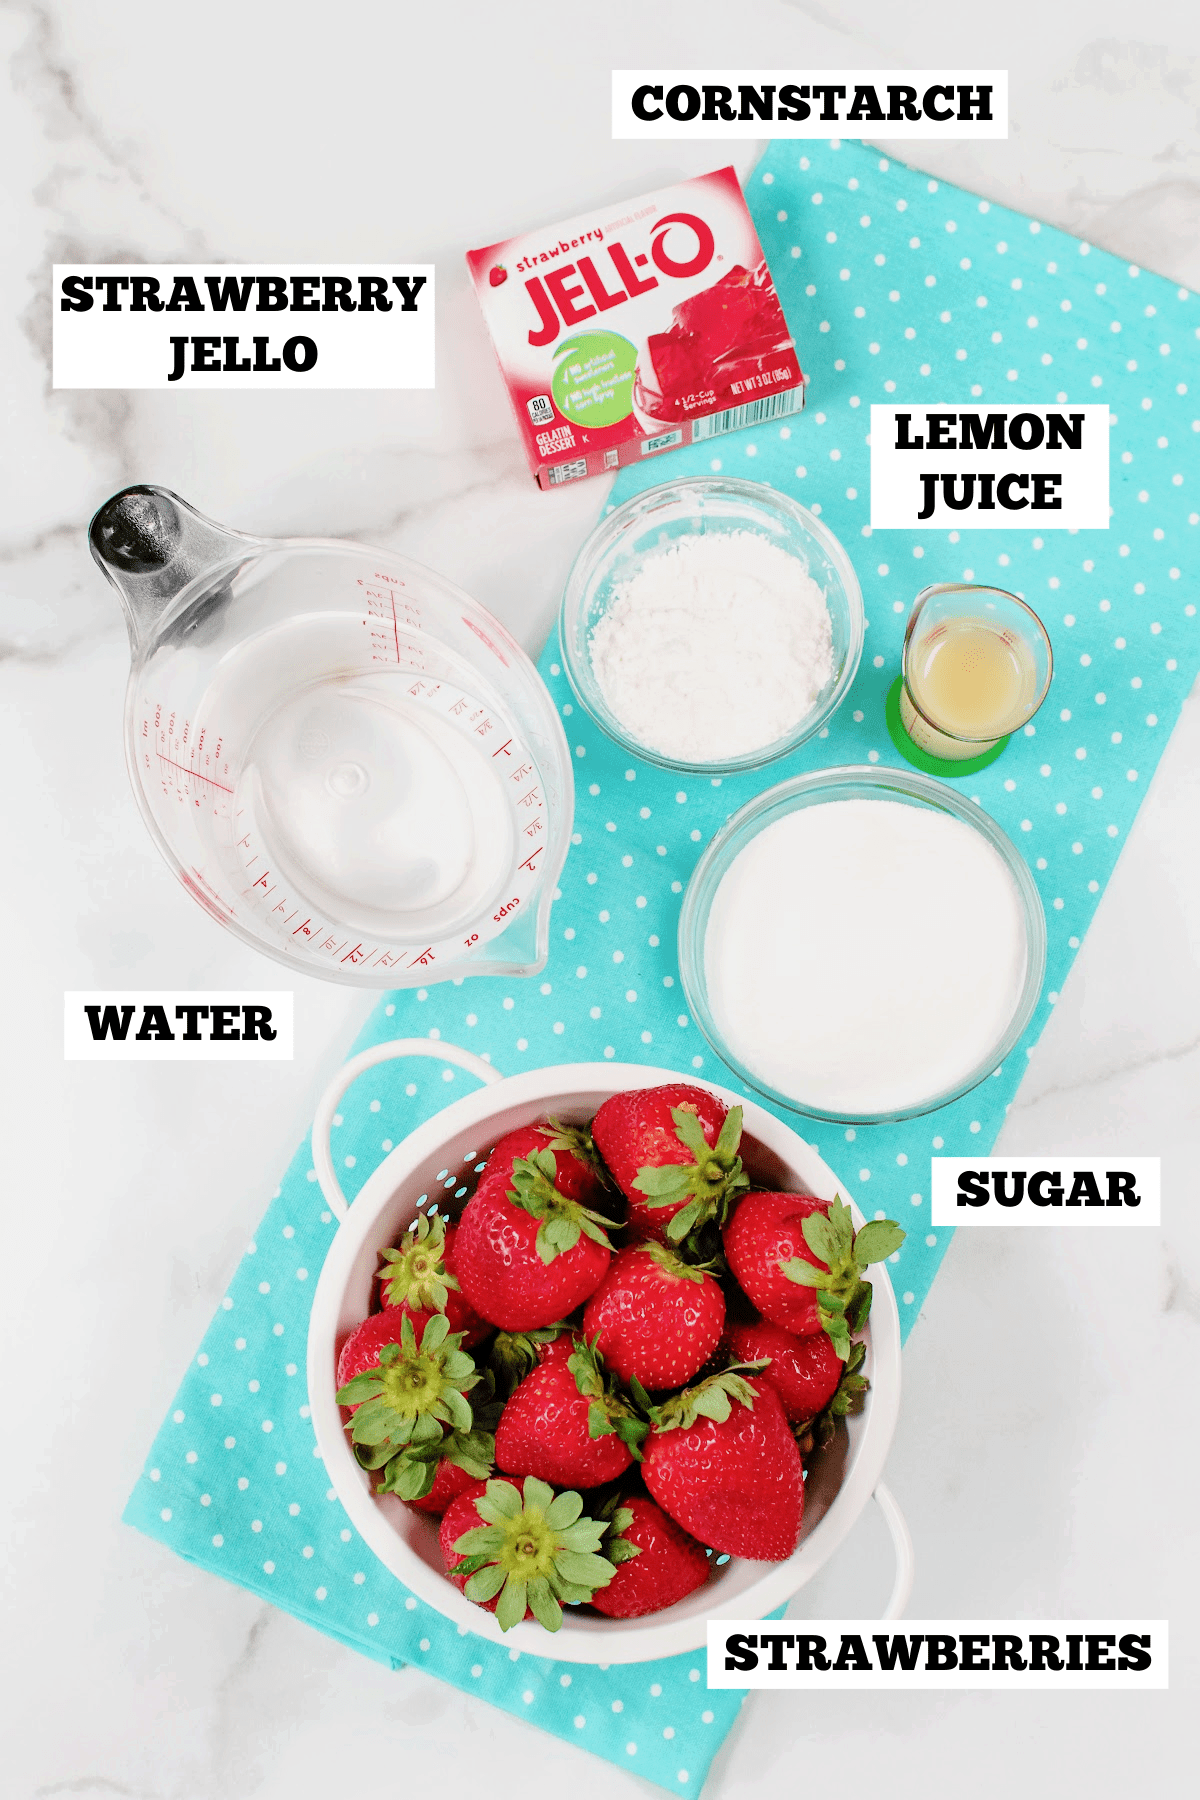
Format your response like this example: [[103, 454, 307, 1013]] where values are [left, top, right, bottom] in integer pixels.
[[234, 668, 517, 941]]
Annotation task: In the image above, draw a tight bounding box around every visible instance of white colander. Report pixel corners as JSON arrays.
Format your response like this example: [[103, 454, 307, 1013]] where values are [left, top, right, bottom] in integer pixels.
[[306, 1040, 914, 1664]]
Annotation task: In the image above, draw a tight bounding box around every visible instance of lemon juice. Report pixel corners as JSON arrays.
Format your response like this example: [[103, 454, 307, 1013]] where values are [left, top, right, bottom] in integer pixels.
[[904, 617, 1039, 746]]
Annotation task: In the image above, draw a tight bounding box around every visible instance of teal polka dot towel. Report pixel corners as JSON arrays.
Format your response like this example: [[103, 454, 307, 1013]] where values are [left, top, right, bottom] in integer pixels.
[[125, 140, 1197, 1792]]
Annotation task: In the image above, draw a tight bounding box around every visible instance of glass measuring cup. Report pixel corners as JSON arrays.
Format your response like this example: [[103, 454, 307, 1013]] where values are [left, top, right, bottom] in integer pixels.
[[89, 486, 573, 987], [898, 583, 1053, 763]]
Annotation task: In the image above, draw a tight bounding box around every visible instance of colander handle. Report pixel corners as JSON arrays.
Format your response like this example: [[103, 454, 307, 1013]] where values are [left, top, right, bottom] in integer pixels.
[[874, 1481, 916, 1620], [312, 1037, 505, 1222]]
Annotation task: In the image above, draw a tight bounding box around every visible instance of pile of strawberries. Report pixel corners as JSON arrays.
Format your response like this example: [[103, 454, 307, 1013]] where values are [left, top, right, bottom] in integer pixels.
[[335, 1083, 904, 1633]]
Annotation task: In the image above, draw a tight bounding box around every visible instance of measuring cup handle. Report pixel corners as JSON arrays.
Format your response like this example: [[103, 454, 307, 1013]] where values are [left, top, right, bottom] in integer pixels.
[[312, 1037, 505, 1222], [874, 1481, 916, 1620]]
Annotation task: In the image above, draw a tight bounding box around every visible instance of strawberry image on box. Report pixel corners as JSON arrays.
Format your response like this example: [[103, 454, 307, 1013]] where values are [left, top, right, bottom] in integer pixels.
[[466, 167, 806, 489]]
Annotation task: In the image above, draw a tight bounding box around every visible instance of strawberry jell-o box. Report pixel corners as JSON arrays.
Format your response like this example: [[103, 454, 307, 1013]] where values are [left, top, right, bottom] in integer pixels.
[[466, 167, 805, 489]]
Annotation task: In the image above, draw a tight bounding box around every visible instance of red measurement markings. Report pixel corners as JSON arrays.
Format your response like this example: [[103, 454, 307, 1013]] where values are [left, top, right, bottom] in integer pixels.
[[491, 738, 513, 759], [518, 847, 544, 874], [185, 866, 237, 917], [363, 583, 402, 664], [461, 613, 509, 667], [156, 752, 233, 793]]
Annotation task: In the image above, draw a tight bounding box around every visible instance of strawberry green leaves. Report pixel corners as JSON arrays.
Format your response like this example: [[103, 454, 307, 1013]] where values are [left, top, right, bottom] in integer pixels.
[[793, 1340, 870, 1455], [633, 1104, 751, 1244], [778, 1196, 906, 1362], [507, 1149, 619, 1265], [597, 1495, 644, 1567], [377, 1423, 496, 1501], [851, 1219, 908, 1264], [568, 1335, 650, 1458], [639, 1240, 709, 1285], [377, 1373, 503, 1500], [487, 1323, 571, 1398], [335, 1312, 485, 1490], [451, 1476, 616, 1632], [648, 1362, 767, 1434], [539, 1115, 612, 1186], [377, 1210, 458, 1311]]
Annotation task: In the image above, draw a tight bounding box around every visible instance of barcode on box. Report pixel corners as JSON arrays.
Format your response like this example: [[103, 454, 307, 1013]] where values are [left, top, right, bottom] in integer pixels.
[[640, 429, 684, 455], [692, 386, 805, 440], [547, 457, 589, 485]]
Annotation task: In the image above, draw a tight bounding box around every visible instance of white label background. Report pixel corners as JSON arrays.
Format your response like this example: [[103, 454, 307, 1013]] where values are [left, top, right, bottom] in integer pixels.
[[53, 265, 434, 390], [707, 1620, 1168, 1689], [870, 403, 1110, 529], [930, 1157, 1161, 1226], [64, 992, 294, 1061], [612, 70, 1009, 139]]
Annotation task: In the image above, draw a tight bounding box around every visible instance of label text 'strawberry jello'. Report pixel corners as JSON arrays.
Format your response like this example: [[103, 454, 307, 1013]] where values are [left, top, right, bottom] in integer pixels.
[[466, 167, 806, 489]]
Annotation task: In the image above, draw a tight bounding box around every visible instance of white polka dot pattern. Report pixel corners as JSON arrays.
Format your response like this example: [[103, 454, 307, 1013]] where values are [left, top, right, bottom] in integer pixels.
[[126, 141, 1196, 1796]]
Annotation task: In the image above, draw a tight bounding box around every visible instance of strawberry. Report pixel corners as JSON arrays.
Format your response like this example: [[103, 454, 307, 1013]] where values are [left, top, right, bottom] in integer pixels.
[[407, 1456, 486, 1517], [489, 264, 507, 287], [487, 1322, 574, 1397], [442, 1474, 616, 1632], [723, 1193, 905, 1358], [441, 1478, 517, 1610], [483, 1119, 609, 1205], [376, 1210, 490, 1348], [723, 1193, 827, 1336], [335, 1311, 494, 1503], [590, 1494, 711, 1619], [795, 1338, 870, 1455], [723, 1318, 842, 1422], [641, 1370, 804, 1560], [581, 1242, 725, 1390], [336, 1306, 410, 1396], [454, 1136, 617, 1330], [591, 1083, 749, 1247], [494, 1342, 635, 1488]]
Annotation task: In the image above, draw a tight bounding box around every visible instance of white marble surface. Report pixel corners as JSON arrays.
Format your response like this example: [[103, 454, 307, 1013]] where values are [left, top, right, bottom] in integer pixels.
[[3, 3, 1199, 1795]]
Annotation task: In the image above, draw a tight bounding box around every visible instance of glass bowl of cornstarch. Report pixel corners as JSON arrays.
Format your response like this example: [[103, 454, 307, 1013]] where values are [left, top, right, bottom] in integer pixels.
[[678, 766, 1047, 1123], [559, 476, 864, 773]]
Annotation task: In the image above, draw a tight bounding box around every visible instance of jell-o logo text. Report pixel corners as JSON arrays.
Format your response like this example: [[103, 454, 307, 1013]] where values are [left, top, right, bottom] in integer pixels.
[[521, 214, 716, 347]]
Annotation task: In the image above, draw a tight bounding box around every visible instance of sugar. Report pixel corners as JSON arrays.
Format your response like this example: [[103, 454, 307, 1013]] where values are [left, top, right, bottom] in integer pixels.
[[703, 798, 1028, 1115], [588, 531, 834, 763]]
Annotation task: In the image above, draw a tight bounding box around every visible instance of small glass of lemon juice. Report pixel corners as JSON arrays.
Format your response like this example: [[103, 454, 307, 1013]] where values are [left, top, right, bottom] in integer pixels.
[[897, 584, 1053, 766]]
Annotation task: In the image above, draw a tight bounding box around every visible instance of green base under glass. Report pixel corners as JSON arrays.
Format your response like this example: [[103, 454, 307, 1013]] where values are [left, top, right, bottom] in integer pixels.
[[884, 676, 1011, 777]]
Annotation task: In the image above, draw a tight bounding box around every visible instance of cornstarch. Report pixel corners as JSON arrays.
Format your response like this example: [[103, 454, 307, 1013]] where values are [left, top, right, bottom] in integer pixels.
[[588, 530, 834, 763]]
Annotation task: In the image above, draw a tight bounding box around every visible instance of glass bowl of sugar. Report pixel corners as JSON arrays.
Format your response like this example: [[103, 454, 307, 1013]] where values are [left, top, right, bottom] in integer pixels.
[[559, 476, 865, 773], [678, 765, 1047, 1123]]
